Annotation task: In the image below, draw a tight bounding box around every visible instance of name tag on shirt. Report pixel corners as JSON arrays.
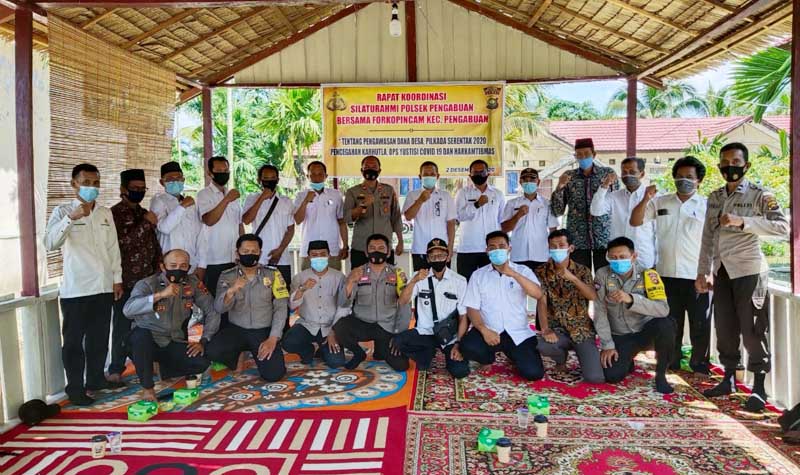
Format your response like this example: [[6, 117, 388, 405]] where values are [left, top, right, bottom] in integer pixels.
[[657, 209, 670, 216]]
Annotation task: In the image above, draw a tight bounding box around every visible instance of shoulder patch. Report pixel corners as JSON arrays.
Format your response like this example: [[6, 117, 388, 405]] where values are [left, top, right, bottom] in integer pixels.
[[643, 270, 666, 300], [272, 270, 289, 299]]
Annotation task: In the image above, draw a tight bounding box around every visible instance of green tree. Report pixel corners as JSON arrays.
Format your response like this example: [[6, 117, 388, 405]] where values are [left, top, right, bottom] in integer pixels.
[[731, 46, 791, 122], [546, 99, 600, 120], [704, 84, 752, 117], [605, 81, 709, 118], [503, 84, 548, 160]]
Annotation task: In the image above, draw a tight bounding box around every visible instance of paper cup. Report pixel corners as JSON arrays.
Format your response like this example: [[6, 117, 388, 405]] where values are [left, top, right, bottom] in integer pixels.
[[91, 435, 107, 459], [496, 437, 511, 464]]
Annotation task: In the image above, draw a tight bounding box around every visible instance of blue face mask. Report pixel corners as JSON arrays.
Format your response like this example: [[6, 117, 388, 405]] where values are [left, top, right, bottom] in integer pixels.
[[577, 157, 594, 170], [521, 182, 538, 195], [310, 181, 325, 192], [421, 176, 438, 190], [165, 181, 184, 196], [310, 257, 329, 273], [78, 186, 99, 202], [549, 249, 569, 264], [488, 249, 509, 266], [609, 258, 633, 275]]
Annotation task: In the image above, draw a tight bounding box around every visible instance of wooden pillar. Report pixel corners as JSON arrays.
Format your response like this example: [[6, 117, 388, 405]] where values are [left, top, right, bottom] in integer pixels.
[[626, 76, 637, 157], [202, 86, 213, 186], [790, 0, 800, 294], [15, 7, 39, 297], [405, 0, 417, 82]]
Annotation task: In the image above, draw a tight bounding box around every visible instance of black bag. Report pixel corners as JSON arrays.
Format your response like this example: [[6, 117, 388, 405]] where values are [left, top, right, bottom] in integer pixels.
[[254, 196, 280, 236], [428, 277, 459, 346]]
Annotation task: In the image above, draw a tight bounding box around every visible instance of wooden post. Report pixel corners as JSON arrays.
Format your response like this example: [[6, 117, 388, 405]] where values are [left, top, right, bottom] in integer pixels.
[[626, 76, 637, 157], [405, 0, 417, 82], [790, 0, 800, 294], [15, 7, 39, 297], [202, 86, 213, 186]]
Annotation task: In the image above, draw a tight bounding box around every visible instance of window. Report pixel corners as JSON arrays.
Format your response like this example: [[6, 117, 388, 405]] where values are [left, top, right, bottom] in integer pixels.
[[506, 171, 519, 195], [400, 178, 422, 196], [539, 160, 546, 167], [609, 159, 616, 165], [522, 160, 530, 167]]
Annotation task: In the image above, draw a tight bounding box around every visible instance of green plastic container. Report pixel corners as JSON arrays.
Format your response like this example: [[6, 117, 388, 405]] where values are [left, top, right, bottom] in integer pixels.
[[477, 427, 504, 452], [527, 394, 550, 416], [173, 388, 200, 405], [127, 400, 158, 422]]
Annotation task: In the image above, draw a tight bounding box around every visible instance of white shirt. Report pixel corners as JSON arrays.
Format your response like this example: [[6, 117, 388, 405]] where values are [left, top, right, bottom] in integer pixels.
[[196, 184, 242, 266], [402, 188, 457, 255], [590, 186, 657, 269], [502, 194, 559, 263], [293, 188, 344, 257], [463, 262, 538, 345], [150, 192, 204, 269], [643, 192, 707, 279], [411, 268, 467, 343], [455, 185, 505, 253], [244, 193, 294, 266], [44, 200, 122, 299]]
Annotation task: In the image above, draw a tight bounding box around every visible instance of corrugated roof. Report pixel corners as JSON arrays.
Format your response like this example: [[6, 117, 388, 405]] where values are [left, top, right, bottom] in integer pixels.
[[763, 115, 791, 132]]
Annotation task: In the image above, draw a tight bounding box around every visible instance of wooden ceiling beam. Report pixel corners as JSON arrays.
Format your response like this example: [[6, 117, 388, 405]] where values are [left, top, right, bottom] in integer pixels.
[[0, 21, 48, 45], [0, 4, 13, 23], [122, 8, 199, 50], [160, 6, 268, 63], [35, 0, 383, 7], [603, 0, 696, 35], [272, 6, 297, 33], [526, 0, 550, 27], [79, 8, 116, 29], [696, 0, 735, 14]]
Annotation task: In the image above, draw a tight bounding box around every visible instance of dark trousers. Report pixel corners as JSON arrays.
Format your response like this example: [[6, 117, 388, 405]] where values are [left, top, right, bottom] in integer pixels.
[[392, 329, 469, 378], [456, 252, 490, 281], [282, 324, 345, 368], [603, 317, 675, 383], [351, 250, 395, 268], [571, 249, 608, 274], [713, 265, 771, 374], [663, 277, 710, 369], [204, 263, 236, 297], [128, 327, 210, 389], [460, 328, 544, 381], [205, 324, 286, 381], [333, 316, 409, 371], [60, 293, 113, 398], [514, 261, 547, 274], [108, 290, 133, 376]]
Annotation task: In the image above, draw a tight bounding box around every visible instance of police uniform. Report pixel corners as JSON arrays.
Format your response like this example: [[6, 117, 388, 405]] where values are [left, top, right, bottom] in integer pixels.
[[334, 263, 411, 371], [698, 179, 789, 376], [593, 265, 673, 386], [343, 182, 402, 267], [205, 264, 290, 381], [123, 273, 219, 389], [393, 239, 470, 378]]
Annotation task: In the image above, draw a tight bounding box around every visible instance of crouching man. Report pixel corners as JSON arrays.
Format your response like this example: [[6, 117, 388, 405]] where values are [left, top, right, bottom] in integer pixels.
[[124, 249, 219, 401]]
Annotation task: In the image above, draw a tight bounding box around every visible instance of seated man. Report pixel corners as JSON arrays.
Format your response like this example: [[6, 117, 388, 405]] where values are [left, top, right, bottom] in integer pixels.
[[535, 229, 604, 383], [205, 234, 289, 382], [282, 240, 346, 368], [594, 236, 675, 394], [123, 249, 219, 401], [460, 231, 546, 381], [334, 233, 411, 371], [394, 238, 470, 378]]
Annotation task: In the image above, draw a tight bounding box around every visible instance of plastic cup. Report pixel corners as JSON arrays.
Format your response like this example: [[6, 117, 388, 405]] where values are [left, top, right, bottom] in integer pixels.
[[496, 437, 511, 464], [107, 431, 122, 453], [516, 407, 529, 429]]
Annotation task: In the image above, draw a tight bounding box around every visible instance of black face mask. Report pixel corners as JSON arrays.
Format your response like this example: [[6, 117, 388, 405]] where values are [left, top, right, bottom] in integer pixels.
[[720, 165, 747, 183], [261, 180, 278, 191], [470, 174, 488, 186], [429, 260, 447, 272], [212, 172, 230, 186], [368, 251, 388, 265], [362, 169, 380, 181], [165, 269, 188, 284], [126, 190, 145, 203], [239, 254, 260, 267]]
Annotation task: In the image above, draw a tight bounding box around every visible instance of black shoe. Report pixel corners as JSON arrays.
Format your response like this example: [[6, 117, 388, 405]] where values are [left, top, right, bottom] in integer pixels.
[[68, 393, 95, 406], [87, 380, 125, 391], [300, 354, 314, 365], [655, 375, 674, 394], [703, 380, 733, 398], [344, 350, 367, 370], [744, 393, 767, 413], [690, 363, 711, 375]]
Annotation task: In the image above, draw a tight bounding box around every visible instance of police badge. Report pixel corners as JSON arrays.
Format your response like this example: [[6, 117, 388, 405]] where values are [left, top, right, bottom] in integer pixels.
[[484, 85, 501, 110], [326, 91, 346, 111]]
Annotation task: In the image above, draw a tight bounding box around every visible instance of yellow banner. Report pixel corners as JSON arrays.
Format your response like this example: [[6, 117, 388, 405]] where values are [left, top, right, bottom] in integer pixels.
[[322, 83, 504, 177]]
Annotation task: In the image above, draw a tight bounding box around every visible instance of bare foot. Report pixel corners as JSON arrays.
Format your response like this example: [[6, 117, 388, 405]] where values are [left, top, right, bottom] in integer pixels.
[[142, 388, 157, 402], [107, 373, 121, 383]]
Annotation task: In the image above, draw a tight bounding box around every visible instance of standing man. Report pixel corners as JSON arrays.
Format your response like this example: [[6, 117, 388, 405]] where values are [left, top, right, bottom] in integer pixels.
[[459, 231, 546, 381], [206, 234, 289, 382], [594, 237, 674, 394], [151, 161, 204, 273], [334, 234, 411, 371], [196, 156, 243, 296], [454, 160, 505, 280], [343, 156, 403, 267], [590, 157, 656, 269], [403, 161, 457, 270], [283, 241, 346, 368], [697, 143, 789, 412], [394, 238, 470, 378], [630, 156, 710, 373], [108, 169, 162, 385], [535, 229, 603, 383], [44, 163, 124, 406], [501, 168, 559, 273], [123, 249, 218, 401], [243, 164, 294, 286], [551, 138, 617, 272], [294, 161, 348, 271]]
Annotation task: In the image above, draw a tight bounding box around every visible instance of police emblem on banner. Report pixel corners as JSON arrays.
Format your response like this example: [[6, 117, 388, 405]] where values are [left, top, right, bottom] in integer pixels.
[[484, 85, 501, 110]]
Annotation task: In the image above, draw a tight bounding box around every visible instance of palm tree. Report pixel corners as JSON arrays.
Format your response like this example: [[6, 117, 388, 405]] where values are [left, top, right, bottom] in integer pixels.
[[704, 83, 752, 117], [605, 81, 709, 118], [503, 84, 548, 160], [546, 99, 600, 120], [731, 46, 791, 122]]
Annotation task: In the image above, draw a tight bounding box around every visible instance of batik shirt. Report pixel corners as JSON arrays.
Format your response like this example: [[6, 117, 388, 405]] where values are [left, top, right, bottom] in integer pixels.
[[550, 161, 617, 251], [111, 202, 162, 291], [535, 260, 595, 343]]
